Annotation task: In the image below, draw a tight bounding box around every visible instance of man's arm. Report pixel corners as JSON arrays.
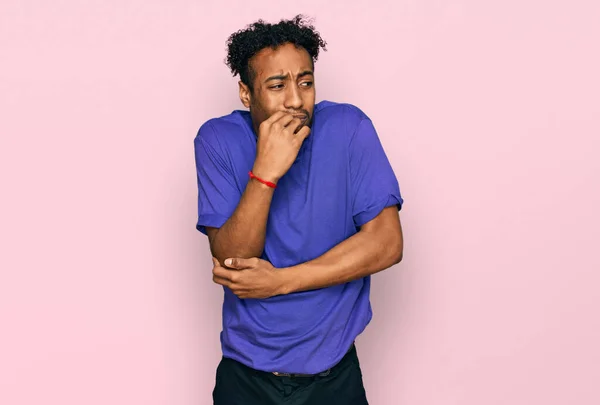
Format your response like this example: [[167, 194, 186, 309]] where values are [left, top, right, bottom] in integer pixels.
[[275, 117, 404, 292], [213, 206, 403, 299], [206, 180, 274, 263], [211, 115, 404, 299], [202, 112, 311, 263], [279, 206, 403, 294]]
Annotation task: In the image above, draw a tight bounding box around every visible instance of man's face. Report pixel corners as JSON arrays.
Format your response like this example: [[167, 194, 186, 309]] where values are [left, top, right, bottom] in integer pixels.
[[239, 43, 316, 133]]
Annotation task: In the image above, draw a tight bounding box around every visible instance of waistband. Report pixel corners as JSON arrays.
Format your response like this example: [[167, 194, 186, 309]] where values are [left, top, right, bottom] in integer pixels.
[[272, 343, 356, 378]]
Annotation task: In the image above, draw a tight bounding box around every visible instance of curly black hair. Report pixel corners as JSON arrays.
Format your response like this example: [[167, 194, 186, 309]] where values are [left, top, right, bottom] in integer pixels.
[[225, 15, 327, 91]]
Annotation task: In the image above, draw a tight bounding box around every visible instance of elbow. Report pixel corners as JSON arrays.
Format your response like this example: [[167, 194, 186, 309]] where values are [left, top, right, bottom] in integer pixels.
[[391, 245, 403, 265], [388, 234, 404, 265], [211, 243, 264, 263], [379, 245, 402, 270], [212, 249, 262, 264], [208, 229, 264, 262], [394, 249, 403, 265], [370, 229, 403, 269]]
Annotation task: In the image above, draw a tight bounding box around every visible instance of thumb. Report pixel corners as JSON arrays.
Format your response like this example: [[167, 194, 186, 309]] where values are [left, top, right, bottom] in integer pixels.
[[212, 257, 220, 266], [224, 257, 253, 269]]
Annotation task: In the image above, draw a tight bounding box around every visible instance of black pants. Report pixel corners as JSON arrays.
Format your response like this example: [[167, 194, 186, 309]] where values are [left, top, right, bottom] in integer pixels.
[[212, 344, 369, 405]]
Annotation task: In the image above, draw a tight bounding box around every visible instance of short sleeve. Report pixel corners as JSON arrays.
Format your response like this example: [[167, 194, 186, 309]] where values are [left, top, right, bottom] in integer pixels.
[[194, 123, 242, 235], [350, 118, 403, 227]]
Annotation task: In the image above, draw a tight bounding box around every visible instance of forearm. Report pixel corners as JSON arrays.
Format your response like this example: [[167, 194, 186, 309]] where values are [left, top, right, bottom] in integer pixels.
[[209, 179, 274, 262], [280, 224, 403, 294]]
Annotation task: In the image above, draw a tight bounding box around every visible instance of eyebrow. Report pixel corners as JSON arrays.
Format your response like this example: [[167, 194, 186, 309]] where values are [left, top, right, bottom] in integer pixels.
[[264, 70, 314, 83]]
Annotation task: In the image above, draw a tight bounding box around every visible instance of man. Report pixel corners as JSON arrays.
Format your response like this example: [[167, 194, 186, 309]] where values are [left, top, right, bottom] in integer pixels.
[[194, 15, 404, 405]]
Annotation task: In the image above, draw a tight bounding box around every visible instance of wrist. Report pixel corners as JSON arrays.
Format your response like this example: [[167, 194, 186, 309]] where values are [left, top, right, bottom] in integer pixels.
[[276, 266, 297, 296], [251, 165, 280, 184], [249, 171, 278, 189]]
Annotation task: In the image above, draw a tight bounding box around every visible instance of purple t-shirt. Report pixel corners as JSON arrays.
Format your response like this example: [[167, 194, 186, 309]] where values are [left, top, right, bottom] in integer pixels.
[[194, 100, 403, 374]]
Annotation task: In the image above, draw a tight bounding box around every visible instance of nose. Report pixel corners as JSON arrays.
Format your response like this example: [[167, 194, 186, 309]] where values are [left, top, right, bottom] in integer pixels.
[[284, 84, 303, 110]]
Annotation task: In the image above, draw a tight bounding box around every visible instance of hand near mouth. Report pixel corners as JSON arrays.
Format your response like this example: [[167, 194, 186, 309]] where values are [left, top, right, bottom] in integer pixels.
[[252, 111, 312, 184]]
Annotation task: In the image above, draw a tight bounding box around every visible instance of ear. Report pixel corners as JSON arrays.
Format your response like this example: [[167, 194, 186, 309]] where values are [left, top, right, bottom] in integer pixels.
[[239, 81, 251, 108]]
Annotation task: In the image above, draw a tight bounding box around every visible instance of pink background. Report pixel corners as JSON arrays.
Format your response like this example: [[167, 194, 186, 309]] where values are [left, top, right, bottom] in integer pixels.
[[1, 1, 599, 404]]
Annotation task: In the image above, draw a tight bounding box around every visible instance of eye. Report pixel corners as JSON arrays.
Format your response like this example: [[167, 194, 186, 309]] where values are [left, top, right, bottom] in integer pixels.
[[269, 84, 284, 90], [300, 81, 313, 87]]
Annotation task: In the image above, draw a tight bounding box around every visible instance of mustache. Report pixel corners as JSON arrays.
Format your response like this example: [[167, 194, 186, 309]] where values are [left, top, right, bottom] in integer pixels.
[[284, 109, 310, 117]]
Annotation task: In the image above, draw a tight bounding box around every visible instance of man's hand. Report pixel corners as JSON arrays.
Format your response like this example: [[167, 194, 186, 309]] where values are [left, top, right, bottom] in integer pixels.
[[252, 111, 311, 184], [211, 257, 287, 299]]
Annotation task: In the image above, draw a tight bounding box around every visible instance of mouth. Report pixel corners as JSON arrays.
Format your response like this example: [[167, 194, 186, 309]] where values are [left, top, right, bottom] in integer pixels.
[[292, 114, 309, 133]]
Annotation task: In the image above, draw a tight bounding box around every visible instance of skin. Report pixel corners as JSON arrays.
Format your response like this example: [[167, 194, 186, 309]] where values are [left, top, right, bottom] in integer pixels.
[[240, 42, 316, 136], [205, 43, 314, 263], [213, 206, 403, 299], [207, 42, 404, 299]]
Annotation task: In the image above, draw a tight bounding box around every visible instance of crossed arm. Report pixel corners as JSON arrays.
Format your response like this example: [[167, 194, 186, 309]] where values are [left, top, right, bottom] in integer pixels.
[[207, 189, 403, 299]]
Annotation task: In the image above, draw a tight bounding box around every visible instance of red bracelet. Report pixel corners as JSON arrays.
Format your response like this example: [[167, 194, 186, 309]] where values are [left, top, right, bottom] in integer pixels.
[[249, 171, 277, 188]]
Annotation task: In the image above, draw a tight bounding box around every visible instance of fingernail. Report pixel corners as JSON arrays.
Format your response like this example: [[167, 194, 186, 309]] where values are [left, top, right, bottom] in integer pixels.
[[225, 259, 232, 266]]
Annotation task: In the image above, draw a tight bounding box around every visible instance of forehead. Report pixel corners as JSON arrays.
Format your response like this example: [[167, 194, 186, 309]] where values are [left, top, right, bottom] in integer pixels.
[[250, 43, 313, 79]]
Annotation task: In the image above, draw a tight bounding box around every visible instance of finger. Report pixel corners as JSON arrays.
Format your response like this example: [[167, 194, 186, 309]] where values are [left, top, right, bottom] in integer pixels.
[[224, 257, 256, 270], [212, 275, 230, 287], [283, 117, 302, 134], [213, 265, 237, 282], [212, 257, 220, 267], [232, 288, 251, 299], [262, 111, 288, 126], [295, 125, 311, 140], [274, 113, 296, 128]]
